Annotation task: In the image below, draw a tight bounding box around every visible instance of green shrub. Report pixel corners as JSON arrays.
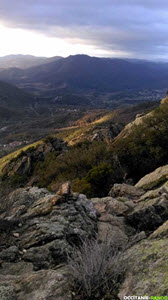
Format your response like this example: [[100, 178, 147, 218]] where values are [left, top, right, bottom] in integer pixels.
[[85, 163, 113, 197], [72, 178, 92, 197], [34, 141, 109, 190]]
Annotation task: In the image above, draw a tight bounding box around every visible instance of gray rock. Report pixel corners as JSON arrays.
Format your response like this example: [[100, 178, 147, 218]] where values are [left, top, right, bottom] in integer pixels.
[[135, 165, 168, 190], [127, 192, 168, 232], [109, 183, 144, 200], [0, 246, 18, 262], [0, 285, 17, 300], [106, 197, 128, 216], [1, 170, 168, 300], [0, 185, 97, 270], [129, 231, 146, 246], [92, 196, 129, 216], [0, 267, 71, 300], [98, 220, 128, 247]]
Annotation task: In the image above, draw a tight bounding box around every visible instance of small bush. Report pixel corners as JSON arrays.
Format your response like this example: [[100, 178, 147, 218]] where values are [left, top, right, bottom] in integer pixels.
[[85, 163, 113, 197], [42, 135, 55, 144], [72, 178, 92, 197], [68, 237, 125, 299]]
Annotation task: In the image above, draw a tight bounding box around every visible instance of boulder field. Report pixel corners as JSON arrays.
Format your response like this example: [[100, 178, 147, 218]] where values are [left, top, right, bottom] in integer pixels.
[[1, 165, 168, 299]]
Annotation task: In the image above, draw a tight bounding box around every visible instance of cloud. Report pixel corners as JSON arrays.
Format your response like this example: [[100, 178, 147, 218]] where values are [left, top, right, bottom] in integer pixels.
[[1, 0, 168, 59]]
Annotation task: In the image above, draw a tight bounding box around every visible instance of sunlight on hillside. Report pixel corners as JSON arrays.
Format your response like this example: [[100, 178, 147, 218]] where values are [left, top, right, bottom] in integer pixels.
[[92, 112, 116, 124], [0, 140, 43, 175]]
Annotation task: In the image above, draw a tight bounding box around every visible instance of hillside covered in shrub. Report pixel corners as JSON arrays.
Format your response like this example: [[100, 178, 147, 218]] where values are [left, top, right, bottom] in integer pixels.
[[0, 100, 168, 198]]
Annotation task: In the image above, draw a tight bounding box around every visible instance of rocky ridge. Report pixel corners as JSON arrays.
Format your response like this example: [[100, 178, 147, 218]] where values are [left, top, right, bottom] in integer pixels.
[[0, 164, 168, 299]]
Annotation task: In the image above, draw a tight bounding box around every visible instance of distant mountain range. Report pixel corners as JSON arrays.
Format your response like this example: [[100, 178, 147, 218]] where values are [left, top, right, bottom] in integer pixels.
[[0, 55, 168, 94], [0, 54, 62, 70]]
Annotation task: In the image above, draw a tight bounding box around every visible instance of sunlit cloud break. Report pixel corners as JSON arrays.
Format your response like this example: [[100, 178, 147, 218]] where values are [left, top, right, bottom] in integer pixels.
[[1, 0, 168, 59]]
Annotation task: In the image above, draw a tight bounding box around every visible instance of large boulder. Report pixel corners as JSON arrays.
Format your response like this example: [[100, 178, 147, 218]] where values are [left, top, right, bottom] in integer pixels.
[[92, 196, 135, 248], [0, 184, 97, 270], [127, 188, 168, 232], [97, 214, 130, 247]]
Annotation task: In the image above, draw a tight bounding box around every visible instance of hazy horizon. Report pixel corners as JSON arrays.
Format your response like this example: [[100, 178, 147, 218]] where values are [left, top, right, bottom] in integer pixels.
[[0, 53, 168, 63]]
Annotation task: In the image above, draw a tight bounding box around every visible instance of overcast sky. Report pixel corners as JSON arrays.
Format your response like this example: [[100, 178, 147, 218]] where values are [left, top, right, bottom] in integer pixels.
[[0, 0, 168, 60]]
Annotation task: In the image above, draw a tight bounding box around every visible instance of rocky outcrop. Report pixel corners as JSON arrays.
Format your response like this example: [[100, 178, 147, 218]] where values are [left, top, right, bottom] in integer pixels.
[[89, 176, 168, 297], [109, 182, 168, 234], [1, 137, 67, 187], [0, 183, 97, 299], [116, 168, 168, 298], [127, 191, 168, 232], [1, 163, 168, 298], [90, 123, 123, 142], [113, 110, 153, 142], [67, 122, 123, 146], [91, 169, 168, 297], [135, 164, 168, 190]]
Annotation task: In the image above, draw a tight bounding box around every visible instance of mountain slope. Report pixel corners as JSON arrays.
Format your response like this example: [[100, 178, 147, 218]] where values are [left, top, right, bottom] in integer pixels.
[[111, 99, 168, 182], [0, 100, 159, 195], [0, 96, 168, 299], [0, 80, 38, 143], [0, 80, 35, 110], [23, 55, 168, 91]]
